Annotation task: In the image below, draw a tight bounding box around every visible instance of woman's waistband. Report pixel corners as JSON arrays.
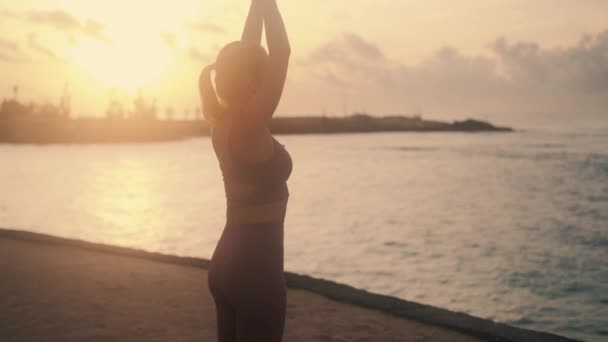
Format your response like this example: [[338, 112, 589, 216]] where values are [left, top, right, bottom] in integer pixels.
[[226, 199, 288, 225]]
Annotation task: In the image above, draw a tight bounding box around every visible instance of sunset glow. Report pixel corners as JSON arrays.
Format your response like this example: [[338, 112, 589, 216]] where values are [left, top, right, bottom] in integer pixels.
[[67, 35, 174, 91], [1, 2, 607, 342], [1, 1, 607, 124]]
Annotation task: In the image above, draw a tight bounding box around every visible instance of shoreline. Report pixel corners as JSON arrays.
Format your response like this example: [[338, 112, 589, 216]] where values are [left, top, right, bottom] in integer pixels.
[[0, 228, 577, 342]]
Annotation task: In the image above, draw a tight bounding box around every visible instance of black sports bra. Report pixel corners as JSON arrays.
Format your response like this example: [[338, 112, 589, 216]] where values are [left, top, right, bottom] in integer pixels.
[[215, 134, 293, 208]]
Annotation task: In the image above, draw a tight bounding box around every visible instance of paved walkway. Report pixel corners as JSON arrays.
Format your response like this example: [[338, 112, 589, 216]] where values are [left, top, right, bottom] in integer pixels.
[[0, 236, 483, 342]]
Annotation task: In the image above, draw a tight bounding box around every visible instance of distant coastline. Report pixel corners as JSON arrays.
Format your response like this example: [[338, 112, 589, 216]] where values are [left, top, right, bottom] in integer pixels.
[[0, 114, 512, 144], [1, 90, 512, 144]]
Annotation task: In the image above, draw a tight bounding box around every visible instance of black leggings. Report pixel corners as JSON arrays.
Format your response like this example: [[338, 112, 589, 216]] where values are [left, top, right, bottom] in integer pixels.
[[208, 221, 286, 342]]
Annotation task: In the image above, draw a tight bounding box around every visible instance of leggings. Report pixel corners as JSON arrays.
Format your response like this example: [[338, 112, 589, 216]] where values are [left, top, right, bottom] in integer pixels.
[[208, 221, 286, 342]]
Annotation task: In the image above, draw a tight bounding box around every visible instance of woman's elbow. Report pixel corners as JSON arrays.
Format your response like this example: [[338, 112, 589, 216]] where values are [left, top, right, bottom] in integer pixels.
[[276, 44, 291, 60], [277, 38, 291, 58], [285, 45, 291, 58], [283, 39, 291, 57], [269, 48, 291, 65]]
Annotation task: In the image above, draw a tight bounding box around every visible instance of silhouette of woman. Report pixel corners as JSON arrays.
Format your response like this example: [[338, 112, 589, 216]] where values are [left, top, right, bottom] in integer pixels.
[[199, 0, 291, 341]]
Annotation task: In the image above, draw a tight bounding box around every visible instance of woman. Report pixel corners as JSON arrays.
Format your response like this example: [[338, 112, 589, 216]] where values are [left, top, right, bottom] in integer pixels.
[[198, 0, 291, 341]]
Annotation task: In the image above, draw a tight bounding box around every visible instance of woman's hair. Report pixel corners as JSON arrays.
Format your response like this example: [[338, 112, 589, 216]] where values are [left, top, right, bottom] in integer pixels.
[[215, 41, 268, 105]]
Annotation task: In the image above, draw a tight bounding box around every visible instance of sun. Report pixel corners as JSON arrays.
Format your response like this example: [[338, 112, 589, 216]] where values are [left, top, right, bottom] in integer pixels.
[[59, 0, 224, 94], [68, 32, 174, 92]]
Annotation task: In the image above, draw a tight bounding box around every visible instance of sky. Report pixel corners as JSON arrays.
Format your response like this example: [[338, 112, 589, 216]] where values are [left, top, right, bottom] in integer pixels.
[[1, 0, 607, 127]]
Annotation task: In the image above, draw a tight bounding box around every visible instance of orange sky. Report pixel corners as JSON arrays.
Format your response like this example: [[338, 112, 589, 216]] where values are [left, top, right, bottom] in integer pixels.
[[1, 0, 607, 125]]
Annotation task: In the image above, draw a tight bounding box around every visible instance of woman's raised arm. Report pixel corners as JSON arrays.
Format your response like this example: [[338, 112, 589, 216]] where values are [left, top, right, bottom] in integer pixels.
[[264, 0, 291, 58], [243, 0, 291, 125], [242, 0, 264, 44]]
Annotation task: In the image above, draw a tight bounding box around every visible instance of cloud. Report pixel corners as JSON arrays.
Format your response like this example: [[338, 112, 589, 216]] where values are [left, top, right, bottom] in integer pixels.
[[0, 38, 24, 63], [161, 32, 177, 50], [80, 18, 105, 41], [26, 10, 81, 31], [301, 32, 393, 89], [0, 38, 19, 52], [342, 32, 386, 61], [189, 47, 210, 64], [0, 51, 16, 63], [188, 20, 224, 35], [306, 32, 385, 66], [0, 9, 17, 19], [304, 31, 608, 95], [27, 33, 55, 58], [292, 30, 608, 116], [490, 31, 608, 93], [2, 10, 107, 42]]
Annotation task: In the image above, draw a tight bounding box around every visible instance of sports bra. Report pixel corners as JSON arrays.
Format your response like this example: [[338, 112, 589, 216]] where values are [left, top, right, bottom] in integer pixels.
[[214, 133, 293, 208]]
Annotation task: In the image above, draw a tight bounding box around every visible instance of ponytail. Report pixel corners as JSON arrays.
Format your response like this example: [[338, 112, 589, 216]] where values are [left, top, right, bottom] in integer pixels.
[[199, 64, 225, 126]]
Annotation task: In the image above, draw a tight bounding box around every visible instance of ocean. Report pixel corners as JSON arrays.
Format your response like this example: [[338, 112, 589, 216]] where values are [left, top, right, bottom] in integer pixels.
[[1, 128, 606, 341]]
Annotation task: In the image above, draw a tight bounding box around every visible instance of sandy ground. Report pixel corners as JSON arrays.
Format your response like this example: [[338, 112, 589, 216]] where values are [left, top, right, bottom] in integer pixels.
[[0, 237, 484, 342]]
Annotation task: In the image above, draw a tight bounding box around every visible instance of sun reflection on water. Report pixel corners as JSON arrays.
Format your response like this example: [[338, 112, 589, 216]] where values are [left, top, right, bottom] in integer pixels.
[[85, 158, 168, 249]]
